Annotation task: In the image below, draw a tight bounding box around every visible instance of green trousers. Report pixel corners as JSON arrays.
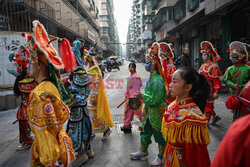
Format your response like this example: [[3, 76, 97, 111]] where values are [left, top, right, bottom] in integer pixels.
[[140, 119, 166, 159]]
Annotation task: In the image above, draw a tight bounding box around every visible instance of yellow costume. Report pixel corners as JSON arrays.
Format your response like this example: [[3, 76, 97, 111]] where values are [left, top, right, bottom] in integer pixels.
[[87, 65, 114, 133], [27, 81, 75, 166]]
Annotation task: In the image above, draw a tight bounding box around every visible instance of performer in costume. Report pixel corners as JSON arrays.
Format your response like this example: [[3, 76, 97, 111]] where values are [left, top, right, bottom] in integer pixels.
[[223, 41, 250, 119], [199, 41, 223, 125], [7, 33, 37, 150], [225, 80, 250, 118], [121, 62, 143, 133], [84, 47, 114, 141], [26, 20, 76, 166], [130, 42, 168, 166], [158, 42, 176, 105], [66, 40, 93, 167], [162, 67, 211, 167], [211, 114, 250, 167]]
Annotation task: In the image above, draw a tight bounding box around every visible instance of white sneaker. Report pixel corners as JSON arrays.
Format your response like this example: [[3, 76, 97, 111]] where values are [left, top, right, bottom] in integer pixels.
[[129, 151, 148, 160], [151, 156, 162, 166]]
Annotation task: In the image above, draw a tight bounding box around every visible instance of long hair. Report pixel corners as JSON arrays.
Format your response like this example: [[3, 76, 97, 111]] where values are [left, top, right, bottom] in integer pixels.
[[178, 67, 210, 113]]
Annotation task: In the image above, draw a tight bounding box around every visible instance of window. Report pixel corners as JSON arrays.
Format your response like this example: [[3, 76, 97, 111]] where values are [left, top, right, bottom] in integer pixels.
[[101, 3, 107, 9], [100, 16, 108, 21]]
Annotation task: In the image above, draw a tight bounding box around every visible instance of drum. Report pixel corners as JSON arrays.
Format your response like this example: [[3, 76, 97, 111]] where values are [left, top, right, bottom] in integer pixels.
[[128, 98, 141, 110]]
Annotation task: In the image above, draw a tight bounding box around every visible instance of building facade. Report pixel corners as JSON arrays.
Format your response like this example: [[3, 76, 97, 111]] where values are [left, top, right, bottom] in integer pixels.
[[0, 0, 105, 49], [127, 0, 250, 71], [98, 0, 120, 58]]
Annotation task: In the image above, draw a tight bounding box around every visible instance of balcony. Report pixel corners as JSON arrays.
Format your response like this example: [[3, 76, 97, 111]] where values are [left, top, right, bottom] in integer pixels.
[[174, 0, 186, 20], [153, 7, 167, 31], [152, 0, 160, 10], [187, 0, 199, 11]]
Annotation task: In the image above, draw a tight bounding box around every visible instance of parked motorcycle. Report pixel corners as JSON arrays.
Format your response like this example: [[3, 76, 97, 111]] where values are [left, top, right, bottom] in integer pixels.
[[106, 59, 120, 72]]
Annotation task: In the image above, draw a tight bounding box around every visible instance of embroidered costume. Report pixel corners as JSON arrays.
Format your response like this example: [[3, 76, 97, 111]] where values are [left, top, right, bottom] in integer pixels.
[[65, 40, 94, 166], [162, 98, 210, 167], [7, 34, 37, 150], [123, 72, 143, 130], [211, 114, 250, 167], [26, 20, 75, 166], [225, 80, 250, 118], [130, 42, 168, 166], [199, 41, 223, 123], [223, 41, 250, 120], [223, 41, 250, 95], [85, 48, 114, 136], [159, 42, 176, 105], [16, 78, 37, 146]]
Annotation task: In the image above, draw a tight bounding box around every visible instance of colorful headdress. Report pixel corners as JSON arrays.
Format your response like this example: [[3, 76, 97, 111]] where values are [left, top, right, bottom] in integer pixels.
[[200, 41, 220, 62], [31, 20, 77, 103], [229, 41, 248, 61], [159, 42, 174, 61], [146, 42, 160, 64], [146, 42, 169, 92]]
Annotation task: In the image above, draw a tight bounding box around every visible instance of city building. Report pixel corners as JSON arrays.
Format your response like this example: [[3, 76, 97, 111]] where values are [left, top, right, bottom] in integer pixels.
[[98, 0, 120, 58], [0, 0, 104, 49]]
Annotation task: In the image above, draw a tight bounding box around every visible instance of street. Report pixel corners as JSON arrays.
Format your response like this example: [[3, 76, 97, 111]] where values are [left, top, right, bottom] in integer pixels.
[[0, 61, 233, 167]]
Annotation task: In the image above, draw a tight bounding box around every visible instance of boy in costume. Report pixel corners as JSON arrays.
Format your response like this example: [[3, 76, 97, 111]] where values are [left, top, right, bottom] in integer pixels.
[[121, 62, 143, 133], [66, 40, 93, 166], [130, 42, 168, 166], [199, 41, 223, 125], [223, 41, 250, 120], [84, 48, 114, 140], [26, 20, 76, 166], [7, 33, 37, 150]]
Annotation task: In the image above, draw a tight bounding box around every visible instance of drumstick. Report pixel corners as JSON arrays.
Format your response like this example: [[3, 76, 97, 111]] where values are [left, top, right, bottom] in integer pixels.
[[117, 99, 126, 108]]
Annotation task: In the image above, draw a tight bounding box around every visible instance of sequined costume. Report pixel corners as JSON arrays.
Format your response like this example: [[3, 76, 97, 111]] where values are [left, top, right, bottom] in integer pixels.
[[86, 65, 114, 133], [25, 20, 75, 166], [66, 67, 93, 154], [27, 81, 75, 166], [162, 98, 210, 167], [223, 64, 250, 95], [140, 70, 167, 159], [16, 77, 37, 145]]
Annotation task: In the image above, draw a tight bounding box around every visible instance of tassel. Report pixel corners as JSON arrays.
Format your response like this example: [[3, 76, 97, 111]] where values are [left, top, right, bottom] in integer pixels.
[[60, 38, 77, 72]]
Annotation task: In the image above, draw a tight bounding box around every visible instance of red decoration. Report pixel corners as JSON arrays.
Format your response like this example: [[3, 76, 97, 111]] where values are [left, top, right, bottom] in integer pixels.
[[226, 48, 230, 54], [21, 32, 26, 37], [60, 38, 77, 72], [27, 35, 33, 42], [33, 43, 38, 50], [225, 95, 240, 110], [154, 55, 158, 60]]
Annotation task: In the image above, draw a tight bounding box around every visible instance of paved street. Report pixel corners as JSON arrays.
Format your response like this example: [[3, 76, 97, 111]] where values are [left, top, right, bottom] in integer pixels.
[[0, 61, 233, 167]]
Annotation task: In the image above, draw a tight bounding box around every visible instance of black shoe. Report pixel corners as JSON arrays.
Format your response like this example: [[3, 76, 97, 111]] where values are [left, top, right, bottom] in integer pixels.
[[211, 116, 221, 126], [102, 128, 112, 141], [120, 127, 132, 133]]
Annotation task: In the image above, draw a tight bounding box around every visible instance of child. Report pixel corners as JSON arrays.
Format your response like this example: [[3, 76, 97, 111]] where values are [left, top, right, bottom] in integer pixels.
[[162, 67, 211, 167], [121, 63, 143, 133], [199, 41, 223, 125]]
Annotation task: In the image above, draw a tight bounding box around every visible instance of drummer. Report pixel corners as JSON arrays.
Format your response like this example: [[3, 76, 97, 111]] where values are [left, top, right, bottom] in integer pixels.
[[121, 63, 143, 133]]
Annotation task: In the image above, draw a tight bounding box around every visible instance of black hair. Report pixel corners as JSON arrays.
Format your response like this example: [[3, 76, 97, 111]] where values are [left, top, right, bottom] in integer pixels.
[[129, 63, 136, 71], [13, 71, 26, 97], [178, 67, 210, 113]]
